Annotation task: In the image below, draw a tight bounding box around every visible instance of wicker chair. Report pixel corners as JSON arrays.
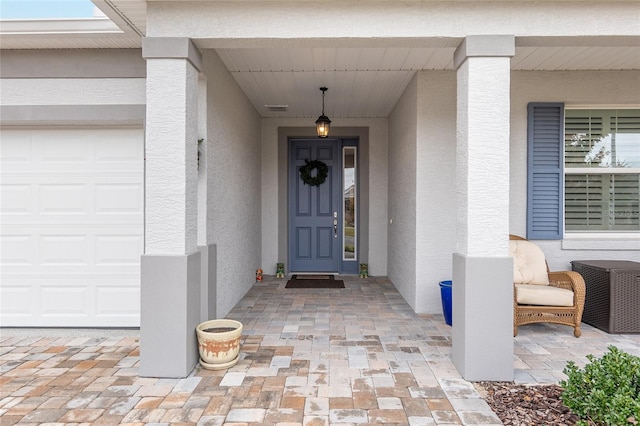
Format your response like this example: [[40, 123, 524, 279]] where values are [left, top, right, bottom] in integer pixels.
[[510, 235, 586, 337]]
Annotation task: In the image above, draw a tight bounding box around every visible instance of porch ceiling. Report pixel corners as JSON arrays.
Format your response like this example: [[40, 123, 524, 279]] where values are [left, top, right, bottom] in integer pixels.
[[1, 0, 638, 119], [215, 43, 640, 118]]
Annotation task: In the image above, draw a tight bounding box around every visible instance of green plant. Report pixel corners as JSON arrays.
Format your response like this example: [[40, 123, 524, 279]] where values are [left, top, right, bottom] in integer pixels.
[[560, 345, 640, 425]]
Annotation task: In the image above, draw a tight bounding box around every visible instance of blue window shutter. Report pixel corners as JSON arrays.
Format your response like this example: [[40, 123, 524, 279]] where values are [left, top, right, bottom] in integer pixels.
[[527, 102, 564, 240]]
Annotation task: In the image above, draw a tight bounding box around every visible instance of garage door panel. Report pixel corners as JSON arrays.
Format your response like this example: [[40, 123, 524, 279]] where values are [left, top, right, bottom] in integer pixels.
[[37, 177, 92, 219], [93, 129, 144, 167], [2, 179, 142, 224], [0, 234, 35, 266], [41, 285, 91, 317], [35, 130, 91, 165], [1, 279, 140, 327], [0, 130, 33, 168], [33, 128, 141, 172], [96, 182, 143, 215], [1, 128, 143, 173], [2, 227, 141, 274], [0, 127, 143, 327], [0, 183, 32, 215], [40, 234, 91, 266], [2, 276, 141, 327], [0, 285, 35, 320], [40, 183, 90, 215], [96, 234, 143, 266], [38, 176, 142, 220], [96, 284, 140, 318]]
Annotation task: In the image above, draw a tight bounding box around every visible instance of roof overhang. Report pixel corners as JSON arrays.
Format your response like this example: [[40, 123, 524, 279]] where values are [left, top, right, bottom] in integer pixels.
[[0, 17, 123, 35], [0, 0, 146, 49]]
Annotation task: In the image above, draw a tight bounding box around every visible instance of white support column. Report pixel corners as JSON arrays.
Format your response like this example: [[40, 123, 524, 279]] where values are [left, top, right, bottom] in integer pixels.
[[140, 37, 202, 378], [143, 38, 201, 255], [452, 35, 515, 381]]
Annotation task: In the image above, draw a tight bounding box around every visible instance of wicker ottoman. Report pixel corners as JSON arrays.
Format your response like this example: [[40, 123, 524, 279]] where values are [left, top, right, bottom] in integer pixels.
[[571, 260, 640, 334]]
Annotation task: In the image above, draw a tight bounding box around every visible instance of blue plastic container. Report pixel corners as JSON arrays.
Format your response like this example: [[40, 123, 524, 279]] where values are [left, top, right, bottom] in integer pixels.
[[439, 280, 452, 326]]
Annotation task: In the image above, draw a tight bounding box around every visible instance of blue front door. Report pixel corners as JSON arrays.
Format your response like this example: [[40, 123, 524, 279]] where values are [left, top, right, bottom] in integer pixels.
[[289, 138, 341, 272]]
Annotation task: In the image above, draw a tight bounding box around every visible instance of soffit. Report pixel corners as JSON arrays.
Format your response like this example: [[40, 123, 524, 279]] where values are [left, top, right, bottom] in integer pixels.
[[217, 47, 455, 118], [217, 44, 640, 118]]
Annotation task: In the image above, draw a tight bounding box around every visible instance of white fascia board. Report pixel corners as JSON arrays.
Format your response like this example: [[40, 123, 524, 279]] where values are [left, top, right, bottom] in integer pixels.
[[0, 18, 123, 35], [92, 0, 145, 36]]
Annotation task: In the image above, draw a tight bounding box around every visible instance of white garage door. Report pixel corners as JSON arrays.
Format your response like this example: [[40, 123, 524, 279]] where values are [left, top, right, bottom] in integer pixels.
[[1, 127, 143, 327]]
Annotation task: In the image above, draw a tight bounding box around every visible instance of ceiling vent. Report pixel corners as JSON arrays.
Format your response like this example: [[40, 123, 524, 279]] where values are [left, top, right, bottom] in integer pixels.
[[265, 104, 289, 112]]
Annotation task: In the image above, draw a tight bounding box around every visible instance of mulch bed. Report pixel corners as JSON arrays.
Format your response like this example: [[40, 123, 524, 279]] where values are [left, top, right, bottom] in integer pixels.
[[476, 382, 580, 425]]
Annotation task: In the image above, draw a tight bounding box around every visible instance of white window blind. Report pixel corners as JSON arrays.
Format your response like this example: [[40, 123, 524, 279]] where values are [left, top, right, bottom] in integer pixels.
[[564, 109, 640, 232]]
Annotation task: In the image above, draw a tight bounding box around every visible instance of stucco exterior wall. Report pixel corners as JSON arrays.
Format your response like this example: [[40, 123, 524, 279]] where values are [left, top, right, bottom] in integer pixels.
[[0, 49, 145, 111], [415, 71, 457, 313], [510, 70, 640, 271], [1, 78, 145, 106], [367, 119, 390, 275], [389, 71, 458, 314], [203, 50, 262, 317], [148, 1, 640, 42], [197, 77, 208, 248], [388, 75, 418, 310], [395, 69, 639, 315]]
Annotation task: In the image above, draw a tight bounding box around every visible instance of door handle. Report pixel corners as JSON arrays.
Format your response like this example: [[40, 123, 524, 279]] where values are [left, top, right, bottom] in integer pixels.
[[334, 219, 338, 238]]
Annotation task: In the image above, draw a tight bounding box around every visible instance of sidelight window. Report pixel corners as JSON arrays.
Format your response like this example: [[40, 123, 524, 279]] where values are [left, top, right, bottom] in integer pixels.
[[343, 147, 357, 260]]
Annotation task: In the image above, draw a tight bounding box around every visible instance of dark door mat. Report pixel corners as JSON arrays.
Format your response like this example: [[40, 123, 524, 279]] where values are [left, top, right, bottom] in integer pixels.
[[286, 275, 345, 288], [292, 274, 334, 280]]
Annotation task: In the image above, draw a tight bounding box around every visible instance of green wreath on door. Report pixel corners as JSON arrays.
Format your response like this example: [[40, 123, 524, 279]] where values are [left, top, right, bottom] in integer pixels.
[[300, 159, 328, 186]]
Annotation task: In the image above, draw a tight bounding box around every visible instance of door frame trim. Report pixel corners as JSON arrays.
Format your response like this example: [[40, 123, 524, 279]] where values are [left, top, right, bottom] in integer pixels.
[[273, 126, 371, 273], [279, 127, 368, 275]]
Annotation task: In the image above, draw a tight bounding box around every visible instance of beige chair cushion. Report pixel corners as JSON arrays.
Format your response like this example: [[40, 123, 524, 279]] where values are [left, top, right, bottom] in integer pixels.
[[515, 284, 574, 307], [509, 240, 550, 285]]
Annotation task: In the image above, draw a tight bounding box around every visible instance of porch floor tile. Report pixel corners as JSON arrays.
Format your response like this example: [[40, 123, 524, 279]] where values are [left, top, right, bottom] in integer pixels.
[[2, 275, 639, 425]]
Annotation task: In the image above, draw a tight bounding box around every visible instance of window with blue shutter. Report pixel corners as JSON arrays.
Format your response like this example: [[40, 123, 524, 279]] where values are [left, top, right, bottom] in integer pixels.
[[527, 102, 564, 239]]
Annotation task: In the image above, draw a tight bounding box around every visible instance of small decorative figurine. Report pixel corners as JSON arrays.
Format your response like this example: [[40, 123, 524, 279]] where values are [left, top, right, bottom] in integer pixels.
[[256, 269, 263, 282], [359, 263, 368, 279], [276, 263, 285, 278]]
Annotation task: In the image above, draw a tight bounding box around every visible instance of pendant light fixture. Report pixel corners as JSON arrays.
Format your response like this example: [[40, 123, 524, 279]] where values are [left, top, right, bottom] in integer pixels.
[[315, 87, 331, 138]]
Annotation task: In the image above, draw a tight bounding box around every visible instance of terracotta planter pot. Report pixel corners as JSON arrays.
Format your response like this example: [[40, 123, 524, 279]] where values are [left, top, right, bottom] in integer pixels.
[[196, 319, 243, 370]]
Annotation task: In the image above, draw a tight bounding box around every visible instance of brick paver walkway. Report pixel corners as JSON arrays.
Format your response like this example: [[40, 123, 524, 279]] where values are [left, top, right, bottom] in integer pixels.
[[2, 275, 639, 425]]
